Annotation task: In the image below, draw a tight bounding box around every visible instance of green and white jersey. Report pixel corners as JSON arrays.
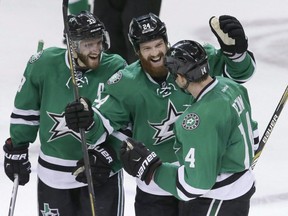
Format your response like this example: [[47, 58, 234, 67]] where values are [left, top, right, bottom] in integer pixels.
[[154, 76, 258, 200], [87, 45, 256, 195], [10, 47, 126, 189]]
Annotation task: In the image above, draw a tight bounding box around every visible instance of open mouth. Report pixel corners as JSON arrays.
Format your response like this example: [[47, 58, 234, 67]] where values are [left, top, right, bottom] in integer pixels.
[[88, 55, 98, 60], [149, 55, 164, 66], [150, 56, 162, 63]]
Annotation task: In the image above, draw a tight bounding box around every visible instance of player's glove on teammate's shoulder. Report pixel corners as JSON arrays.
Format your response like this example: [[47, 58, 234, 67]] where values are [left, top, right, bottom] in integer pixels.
[[72, 144, 116, 187], [209, 15, 248, 58], [120, 138, 162, 185], [3, 138, 31, 185], [65, 97, 94, 133]]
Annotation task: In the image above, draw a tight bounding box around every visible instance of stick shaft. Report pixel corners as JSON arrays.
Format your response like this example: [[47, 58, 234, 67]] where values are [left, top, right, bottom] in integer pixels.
[[252, 85, 288, 169], [62, 1, 97, 215], [8, 174, 19, 216], [37, 40, 44, 52]]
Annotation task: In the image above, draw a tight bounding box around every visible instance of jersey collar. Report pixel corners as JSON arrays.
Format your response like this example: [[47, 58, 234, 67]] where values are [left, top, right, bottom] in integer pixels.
[[196, 78, 218, 102]]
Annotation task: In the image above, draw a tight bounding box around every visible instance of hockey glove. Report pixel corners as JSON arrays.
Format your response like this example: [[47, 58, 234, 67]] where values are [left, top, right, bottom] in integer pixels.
[[65, 97, 94, 133], [3, 138, 31, 186], [209, 15, 248, 58], [120, 138, 162, 185], [72, 144, 116, 187]]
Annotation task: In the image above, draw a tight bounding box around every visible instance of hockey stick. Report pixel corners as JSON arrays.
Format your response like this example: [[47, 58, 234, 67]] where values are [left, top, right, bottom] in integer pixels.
[[37, 40, 44, 52], [62, 1, 97, 215], [8, 174, 19, 216], [251, 85, 288, 169]]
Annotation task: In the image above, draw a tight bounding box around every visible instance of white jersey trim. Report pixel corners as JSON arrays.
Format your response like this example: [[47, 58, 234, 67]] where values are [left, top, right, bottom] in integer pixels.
[[177, 166, 255, 201], [38, 151, 86, 189], [136, 161, 180, 196]]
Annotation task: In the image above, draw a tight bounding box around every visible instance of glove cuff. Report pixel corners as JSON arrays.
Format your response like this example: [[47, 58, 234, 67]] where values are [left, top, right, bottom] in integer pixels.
[[4, 138, 29, 152], [144, 158, 162, 185], [229, 52, 247, 62]]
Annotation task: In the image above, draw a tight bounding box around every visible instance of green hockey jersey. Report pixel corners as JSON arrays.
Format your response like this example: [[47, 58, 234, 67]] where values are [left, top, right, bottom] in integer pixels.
[[10, 47, 126, 189], [154, 76, 258, 200], [86, 45, 256, 195]]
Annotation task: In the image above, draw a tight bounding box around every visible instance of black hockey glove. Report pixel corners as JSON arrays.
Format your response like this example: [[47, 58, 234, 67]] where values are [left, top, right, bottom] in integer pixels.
[[72, 144, 116, 187], [65, 97, 94, 133], [120, 138, 162, 185], [3, 138, 31, 186], [209, 15, 248, 57]]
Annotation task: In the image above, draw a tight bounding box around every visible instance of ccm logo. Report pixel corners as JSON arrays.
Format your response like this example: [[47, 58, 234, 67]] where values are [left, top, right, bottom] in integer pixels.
[[136, 152, 157, 178], [5, 153, 27, 160]]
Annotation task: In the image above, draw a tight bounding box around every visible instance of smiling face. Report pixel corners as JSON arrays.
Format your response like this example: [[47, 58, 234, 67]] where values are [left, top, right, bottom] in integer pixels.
[[74, 36, 103, 69], [138, 38, 169, 78]]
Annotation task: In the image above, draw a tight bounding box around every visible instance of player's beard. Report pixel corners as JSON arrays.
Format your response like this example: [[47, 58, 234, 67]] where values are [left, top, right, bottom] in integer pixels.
[[139, 52, 168, 79], [77, 52, 100, 69]]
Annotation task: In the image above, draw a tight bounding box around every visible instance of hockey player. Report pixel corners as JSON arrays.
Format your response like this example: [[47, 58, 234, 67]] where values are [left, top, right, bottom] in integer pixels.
[[3, 11, 126, 216], [68, 0, 162, 64], [64, 14, 257, 215], [120, 40, 258, 216]]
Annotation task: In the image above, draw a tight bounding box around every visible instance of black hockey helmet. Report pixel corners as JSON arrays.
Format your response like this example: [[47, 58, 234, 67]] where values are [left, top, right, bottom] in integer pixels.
[[67, 11, 110, 50], [128, 13, 168, 52], [164, 40, 209, 82]]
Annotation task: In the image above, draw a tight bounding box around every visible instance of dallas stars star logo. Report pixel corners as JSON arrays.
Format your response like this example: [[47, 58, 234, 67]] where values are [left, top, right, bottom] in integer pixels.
[[182, 113, 200, 130], [47, 112, 81, 142], [149, 100, 182, 145]]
